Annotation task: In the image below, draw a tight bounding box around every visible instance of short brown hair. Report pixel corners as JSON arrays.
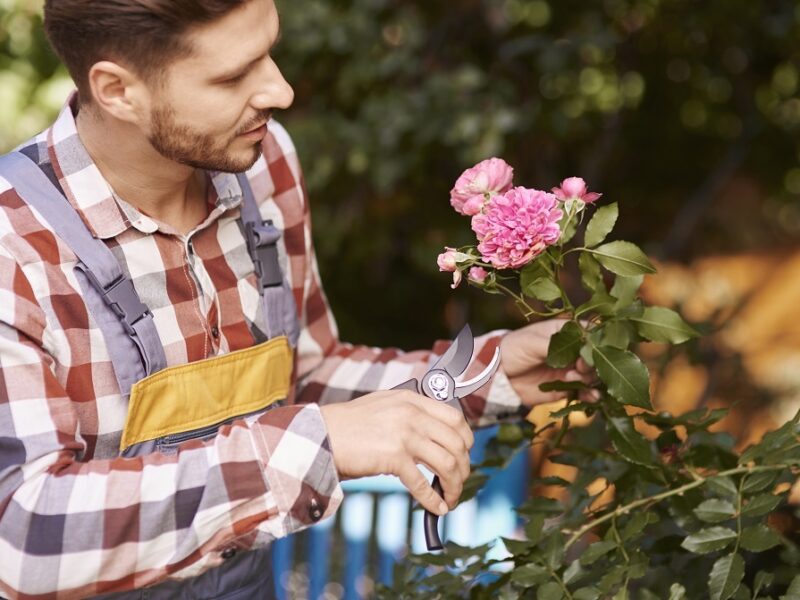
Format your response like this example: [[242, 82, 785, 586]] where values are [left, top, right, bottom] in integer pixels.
[[44, 0, 250, 102]]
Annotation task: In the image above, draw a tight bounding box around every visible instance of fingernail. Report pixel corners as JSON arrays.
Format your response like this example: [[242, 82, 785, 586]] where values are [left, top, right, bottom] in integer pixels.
[[438, 501, 449, 515]]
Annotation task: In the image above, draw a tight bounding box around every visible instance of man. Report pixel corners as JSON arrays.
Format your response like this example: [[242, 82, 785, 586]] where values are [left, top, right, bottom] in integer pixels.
[[0, 1, 590, 598]]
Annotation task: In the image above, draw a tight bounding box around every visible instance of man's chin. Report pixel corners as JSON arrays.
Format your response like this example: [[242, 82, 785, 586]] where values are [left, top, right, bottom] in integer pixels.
[[181, 146, 263, 174]]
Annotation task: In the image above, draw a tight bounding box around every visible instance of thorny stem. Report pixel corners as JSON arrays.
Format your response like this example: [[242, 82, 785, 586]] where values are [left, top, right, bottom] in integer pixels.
[[564, 463, 797, 550]]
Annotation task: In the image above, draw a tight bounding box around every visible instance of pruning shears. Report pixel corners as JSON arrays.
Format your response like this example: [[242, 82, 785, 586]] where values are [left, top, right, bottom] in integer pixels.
[[393, 324, 501, 551]]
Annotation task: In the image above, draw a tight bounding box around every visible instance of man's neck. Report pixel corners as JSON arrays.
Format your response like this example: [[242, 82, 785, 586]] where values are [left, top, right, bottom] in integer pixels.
[[75, 107, 207, 236]]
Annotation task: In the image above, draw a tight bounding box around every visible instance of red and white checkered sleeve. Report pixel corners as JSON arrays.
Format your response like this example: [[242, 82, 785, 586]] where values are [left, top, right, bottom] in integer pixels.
[[0, 239, 341, 599]]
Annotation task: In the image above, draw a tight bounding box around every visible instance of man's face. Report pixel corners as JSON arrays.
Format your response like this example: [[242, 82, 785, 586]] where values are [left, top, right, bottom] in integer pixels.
[[144, 0, 293, 173]]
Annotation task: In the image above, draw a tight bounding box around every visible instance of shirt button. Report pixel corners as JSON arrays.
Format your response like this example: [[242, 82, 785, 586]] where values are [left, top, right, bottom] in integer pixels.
[[309, 498, 323, 522], [221, 547, 237, 560], [211, 326, 220, 339]]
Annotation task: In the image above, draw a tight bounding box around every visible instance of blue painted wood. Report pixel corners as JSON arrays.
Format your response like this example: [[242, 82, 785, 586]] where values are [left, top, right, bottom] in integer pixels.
[[308, 516, 334, 599], [271, 535, 294, 600]]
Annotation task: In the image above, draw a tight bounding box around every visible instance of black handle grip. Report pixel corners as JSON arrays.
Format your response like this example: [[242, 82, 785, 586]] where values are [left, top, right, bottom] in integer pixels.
[[424, 476, 445, 551]]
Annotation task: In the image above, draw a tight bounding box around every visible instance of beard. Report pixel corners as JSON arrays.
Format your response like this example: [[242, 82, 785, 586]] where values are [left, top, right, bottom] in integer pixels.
[[148, 104, 269, 173]]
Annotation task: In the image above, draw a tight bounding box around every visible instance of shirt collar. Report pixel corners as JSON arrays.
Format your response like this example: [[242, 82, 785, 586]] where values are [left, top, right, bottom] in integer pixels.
[[46, 92, 245, 240]]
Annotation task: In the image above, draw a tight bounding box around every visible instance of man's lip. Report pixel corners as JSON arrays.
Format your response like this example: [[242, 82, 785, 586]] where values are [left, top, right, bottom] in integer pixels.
[[242, 123, 267, 135]]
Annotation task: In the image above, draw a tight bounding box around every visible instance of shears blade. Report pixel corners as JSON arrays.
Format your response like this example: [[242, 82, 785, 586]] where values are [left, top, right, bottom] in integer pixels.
[[428, 324, 474, 379], [453, 347, 501, 399]]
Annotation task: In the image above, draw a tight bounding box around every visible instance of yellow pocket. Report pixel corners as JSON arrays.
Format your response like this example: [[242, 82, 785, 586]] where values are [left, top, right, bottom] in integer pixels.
[[120, 336, 292, 452]]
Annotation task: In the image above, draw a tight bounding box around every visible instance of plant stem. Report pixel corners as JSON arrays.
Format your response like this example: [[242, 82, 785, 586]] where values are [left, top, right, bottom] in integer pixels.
[[564, 463, 795, 550], [494, 282, 556, 318], [544, 563, 574, 599]]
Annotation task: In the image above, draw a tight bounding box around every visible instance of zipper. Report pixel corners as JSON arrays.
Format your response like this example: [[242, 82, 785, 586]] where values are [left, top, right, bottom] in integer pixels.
[[158, 402, 285, 446]]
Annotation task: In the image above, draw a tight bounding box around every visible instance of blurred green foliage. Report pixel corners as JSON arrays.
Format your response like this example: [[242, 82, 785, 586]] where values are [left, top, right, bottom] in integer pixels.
[[1, 0, 799, 347]]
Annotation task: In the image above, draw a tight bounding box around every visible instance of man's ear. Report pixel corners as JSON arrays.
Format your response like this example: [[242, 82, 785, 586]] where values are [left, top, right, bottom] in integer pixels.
[[86, 61, 151, 124]]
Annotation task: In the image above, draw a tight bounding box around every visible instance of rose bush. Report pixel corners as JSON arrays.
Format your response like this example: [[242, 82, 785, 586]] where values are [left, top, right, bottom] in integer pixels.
[[385, 160, 800, 600]]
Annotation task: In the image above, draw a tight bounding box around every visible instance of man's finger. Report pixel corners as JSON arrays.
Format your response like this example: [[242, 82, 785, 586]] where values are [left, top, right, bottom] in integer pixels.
[[397, 462, 448, 515], [405, 393, 474, 450], [413, 419, 471, 481]]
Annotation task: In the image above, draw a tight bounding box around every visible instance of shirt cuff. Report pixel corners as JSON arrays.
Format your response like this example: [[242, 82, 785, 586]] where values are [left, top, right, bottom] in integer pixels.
[[252, 404, 343, 537]]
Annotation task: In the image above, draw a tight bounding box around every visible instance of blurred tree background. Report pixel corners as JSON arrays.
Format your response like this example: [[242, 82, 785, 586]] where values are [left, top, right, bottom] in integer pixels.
[[1, 0, 799, 351]]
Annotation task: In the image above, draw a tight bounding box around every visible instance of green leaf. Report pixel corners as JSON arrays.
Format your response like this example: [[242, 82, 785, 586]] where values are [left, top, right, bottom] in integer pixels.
[[543, 531, 566, 569], [739, 414, 800, 464], [707, 476, 739, 498], [524, 277, 562, 302], [742, 471, 778, 494], [580, 540, 617, 566], [573, 587, 602, 600], [563, 559, 585, 585], [599, 565, 627, 593], [576, 291, 617, 318], [739, 524, 780, 552], [607, 415, 655, 466], [694, 499, 737, 523], [534, 476, 571, 487], [510, 564, 549, 587], [592, 345, 652, 409], [631, 307, 699, 344], [681, 526, 738, 554], [579, 252, 603, 292], [520, 261, 551, 294], [610, 275, 643, 309], [780, 574, 800, 600], [520, 497, 564, 516], [753, 571, 774, 596], [601, 320, 633, 349], [501, 536, 533, 556], [589, 241, 657, 276], [643, 408, 728, 431], [708, 553, 744, 600], [547, 321, 583, 368], [549, 400, 594, 418], [668, 583, 688, 600], [538, 582, 564, 600], [740, 493, 782, 518], [621, 512, 658, 541], [540, 381, 590, 392], [585, 202, 619, 248], [524, 514, 545, 544]]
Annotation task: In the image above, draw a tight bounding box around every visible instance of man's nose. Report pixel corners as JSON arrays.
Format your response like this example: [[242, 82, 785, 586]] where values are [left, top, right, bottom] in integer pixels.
[[251, 60, 295, 111]]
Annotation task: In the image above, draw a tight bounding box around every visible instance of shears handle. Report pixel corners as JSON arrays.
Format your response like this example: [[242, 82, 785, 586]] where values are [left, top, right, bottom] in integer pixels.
[[425, 476, 445, 551], [393, 377, 447, 551]]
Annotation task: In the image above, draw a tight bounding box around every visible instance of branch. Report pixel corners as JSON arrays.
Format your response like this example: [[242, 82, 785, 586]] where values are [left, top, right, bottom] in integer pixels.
[[564, 463, 794, 550]]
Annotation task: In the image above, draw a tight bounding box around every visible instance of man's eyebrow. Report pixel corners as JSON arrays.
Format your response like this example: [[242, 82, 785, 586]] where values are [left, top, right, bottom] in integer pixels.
[[211, 28, 282, 81]]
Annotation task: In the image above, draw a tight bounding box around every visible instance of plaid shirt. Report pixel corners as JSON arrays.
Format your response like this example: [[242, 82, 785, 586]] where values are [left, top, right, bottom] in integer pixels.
[[0, 96, 522, 599]]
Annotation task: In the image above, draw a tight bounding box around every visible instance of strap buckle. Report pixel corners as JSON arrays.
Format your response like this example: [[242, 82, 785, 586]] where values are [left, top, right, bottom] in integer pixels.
[[103, 275, 153, 335], [245, 220, 283, 289], [79, 264, 152, 336]]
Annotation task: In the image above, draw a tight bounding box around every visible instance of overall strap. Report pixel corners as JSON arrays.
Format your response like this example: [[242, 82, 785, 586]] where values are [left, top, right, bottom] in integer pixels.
[[0, 151, 167, 394], [237, 173, 298, 344]]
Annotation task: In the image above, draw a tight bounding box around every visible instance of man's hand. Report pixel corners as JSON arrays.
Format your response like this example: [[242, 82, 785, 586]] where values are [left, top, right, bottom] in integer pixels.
[[320, 390, 473, 516], [500, 319, 597, 407]]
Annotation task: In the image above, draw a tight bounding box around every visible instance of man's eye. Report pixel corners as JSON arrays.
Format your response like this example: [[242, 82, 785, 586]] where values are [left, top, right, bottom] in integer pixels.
[[223, 72, 247, 85]]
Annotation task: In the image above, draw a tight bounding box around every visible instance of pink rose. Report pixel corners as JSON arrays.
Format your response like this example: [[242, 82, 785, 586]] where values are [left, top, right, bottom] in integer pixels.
[[450, 158, 514, 216], [468, 266, 489, 283], [437, 247, 465, 288], [472, 187, 563, 269], [551, 177, 602, 204], [437, 247, 458, 272]]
